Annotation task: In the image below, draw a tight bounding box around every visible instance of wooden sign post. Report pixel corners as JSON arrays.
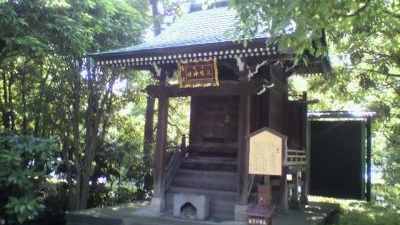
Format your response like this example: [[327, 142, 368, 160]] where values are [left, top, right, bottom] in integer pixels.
[[248, 128, 284, 176], [248, 127, 286, 208]]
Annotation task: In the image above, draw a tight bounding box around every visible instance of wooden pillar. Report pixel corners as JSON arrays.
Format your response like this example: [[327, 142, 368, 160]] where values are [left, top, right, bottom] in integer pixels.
[[235, 75, 251, 220], [301, 92, 308, 151], [261, 176, 272, 205], [151, 74, 169, 212], [143, 95, 155, 193], [281, 168, 289, 211], [189, 96, 199, 144], [300, 170, 308, 204], [300, 92, 309, 204], [289, 170, 301, 209]]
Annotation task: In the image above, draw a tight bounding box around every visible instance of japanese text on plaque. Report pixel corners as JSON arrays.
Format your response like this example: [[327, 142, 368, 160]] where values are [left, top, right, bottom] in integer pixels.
[[249, 130, 283, 175]]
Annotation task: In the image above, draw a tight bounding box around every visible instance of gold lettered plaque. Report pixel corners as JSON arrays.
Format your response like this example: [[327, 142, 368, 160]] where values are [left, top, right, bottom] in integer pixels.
[[248, 128, 284, 175], [179, 59, 219, 88]]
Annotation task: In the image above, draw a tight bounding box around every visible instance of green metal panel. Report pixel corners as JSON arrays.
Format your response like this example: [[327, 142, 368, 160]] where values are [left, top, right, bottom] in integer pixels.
[[308, 120, 366, 200]]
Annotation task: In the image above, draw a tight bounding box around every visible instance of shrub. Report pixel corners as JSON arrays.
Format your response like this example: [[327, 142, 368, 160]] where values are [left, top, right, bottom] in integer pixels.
[[0, 132, 59, 224], [330, 184, 400, 225]]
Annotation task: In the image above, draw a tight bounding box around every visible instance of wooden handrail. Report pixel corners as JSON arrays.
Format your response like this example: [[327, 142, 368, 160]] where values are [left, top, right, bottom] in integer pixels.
[[284, 149, 306, 166], [247, 174, 256, 199], [164, 147, 181, 191], [164, 136, 186, 191]]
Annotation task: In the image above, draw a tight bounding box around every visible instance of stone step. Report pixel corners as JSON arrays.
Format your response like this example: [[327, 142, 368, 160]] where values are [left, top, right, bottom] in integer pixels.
[[188, 143, 238, 157], [165, 154, 238, 221], [173, 169, 236, 190], [175, 169, 237, 180], [180, 156, 237, 172], [167, 186, 237, 202]]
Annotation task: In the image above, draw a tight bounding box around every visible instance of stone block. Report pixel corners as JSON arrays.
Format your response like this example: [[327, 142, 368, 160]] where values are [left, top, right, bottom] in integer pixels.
[[173, 194, 210, 220]]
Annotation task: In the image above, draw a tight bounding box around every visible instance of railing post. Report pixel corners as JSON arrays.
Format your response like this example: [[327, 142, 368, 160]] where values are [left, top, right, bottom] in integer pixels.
[[180, 135, 187, 157], [164, 146, 182, 192]]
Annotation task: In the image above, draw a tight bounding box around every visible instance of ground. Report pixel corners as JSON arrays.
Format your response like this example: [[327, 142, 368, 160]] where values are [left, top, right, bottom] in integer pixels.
[[66, 200, 339, 225]]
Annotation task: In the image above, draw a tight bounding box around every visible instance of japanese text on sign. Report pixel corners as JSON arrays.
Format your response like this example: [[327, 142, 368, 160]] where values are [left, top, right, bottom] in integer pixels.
[[249, 129, 283, 176], [179, 59, 219, 88]]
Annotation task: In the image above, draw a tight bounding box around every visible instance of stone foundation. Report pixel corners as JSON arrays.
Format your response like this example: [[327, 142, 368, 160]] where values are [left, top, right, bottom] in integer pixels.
[[234, 204, 248, 221], [173, 194, 210, 220], [150, 197, 165, 213]]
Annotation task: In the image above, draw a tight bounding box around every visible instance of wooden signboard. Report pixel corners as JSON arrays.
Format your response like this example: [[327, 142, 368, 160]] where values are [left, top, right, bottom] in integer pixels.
[[248, 128, 284, 176], [179, 59, 219, 88]]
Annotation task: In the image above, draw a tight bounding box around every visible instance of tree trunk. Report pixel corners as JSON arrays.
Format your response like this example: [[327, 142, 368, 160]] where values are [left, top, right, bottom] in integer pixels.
[[34, 62, 50, 137], [77, 169, 91, 209], [2, 71, 9, 130], [67, 60, 116, 210], [21, 69, 27, 135], [78, 59, 99, 210], [142, 0, 162, 197], [150, 0, 161, 36], [7, 71, 14, 131]]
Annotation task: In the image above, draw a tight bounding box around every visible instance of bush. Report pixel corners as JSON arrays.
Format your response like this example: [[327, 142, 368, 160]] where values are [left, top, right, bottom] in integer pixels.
[[87, 184, 140, 208], [0, 132, 59, 224], [329, 184, 400, 225]]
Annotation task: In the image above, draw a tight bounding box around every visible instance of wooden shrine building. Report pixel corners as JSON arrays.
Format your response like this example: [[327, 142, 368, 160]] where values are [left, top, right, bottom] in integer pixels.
[[88, 2, 330, 222]]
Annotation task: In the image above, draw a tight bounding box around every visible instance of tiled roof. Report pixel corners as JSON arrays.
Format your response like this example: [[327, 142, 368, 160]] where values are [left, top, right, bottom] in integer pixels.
[[117, 7, 256, 52], [89, 7, 272, 61], [88, 6, 329, 75]]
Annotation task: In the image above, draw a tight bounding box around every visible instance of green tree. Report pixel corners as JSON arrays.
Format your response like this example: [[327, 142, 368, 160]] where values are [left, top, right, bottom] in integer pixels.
[[231, 0, 400, 184], [0, 0, 148, 211]]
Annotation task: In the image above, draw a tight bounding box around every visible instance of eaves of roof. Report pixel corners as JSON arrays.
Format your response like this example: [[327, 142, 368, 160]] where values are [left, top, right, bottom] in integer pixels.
[[88, 7, 273, 62], [88, 6, 330, 76]]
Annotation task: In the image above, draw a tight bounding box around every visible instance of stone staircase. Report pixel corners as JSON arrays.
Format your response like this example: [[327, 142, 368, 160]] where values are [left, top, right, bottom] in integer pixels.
[[165, 155, 237, 221]]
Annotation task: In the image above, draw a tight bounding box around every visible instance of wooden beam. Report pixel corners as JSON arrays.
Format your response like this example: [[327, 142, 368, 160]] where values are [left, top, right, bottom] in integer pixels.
[[147, 80, 266, 98], [153, 76, 169, 206], [143, 95, 155, 193], [300, 92, 309, 204], [236, 77, 251, 205], [147, 80, 240, 97]]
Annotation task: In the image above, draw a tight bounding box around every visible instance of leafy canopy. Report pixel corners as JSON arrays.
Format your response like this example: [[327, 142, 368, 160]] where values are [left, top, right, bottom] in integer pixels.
[[231, 0, 400, 184], [230, 0, 399, 64], [0, 0, 150, 214]]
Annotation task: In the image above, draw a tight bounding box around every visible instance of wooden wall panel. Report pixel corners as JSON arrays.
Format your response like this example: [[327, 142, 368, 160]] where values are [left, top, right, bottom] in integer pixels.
[[189, 96, 239, 155]]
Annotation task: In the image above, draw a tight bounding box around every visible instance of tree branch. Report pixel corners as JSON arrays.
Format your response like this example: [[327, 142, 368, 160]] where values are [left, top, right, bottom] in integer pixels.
[[167, 120, 185, 138], [384, 9, 400, 19], [357, 68, 400, 77], [336, 0, 372, 18]]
